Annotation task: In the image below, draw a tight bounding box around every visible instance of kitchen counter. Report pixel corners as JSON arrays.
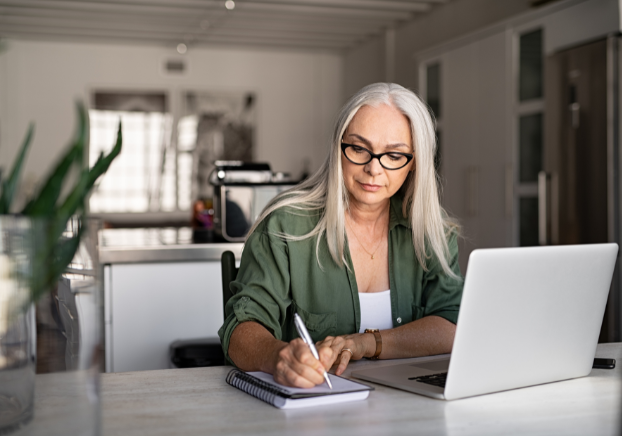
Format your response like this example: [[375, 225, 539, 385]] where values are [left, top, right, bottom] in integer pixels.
[[98, 227, 244, 264]]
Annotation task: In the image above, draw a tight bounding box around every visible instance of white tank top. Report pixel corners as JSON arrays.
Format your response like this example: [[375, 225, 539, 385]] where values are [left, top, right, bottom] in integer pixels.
[[358, 290, 393, 333]]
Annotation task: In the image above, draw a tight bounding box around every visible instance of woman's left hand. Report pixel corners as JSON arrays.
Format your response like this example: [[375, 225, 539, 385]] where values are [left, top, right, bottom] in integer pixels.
[[316, 333, 374, 376]]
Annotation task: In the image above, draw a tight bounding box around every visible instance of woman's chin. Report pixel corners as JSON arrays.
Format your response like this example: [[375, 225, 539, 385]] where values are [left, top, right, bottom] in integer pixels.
[[350, 189, 390, 207]]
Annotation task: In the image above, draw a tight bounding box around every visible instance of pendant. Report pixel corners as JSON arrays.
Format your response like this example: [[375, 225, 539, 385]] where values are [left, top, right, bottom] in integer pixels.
[[371, 254, 374, 260]]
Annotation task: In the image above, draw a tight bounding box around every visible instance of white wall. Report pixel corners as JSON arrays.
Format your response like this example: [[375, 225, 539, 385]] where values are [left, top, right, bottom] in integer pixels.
[[342, 37, 384, 99], [0, 40, 343, 201]]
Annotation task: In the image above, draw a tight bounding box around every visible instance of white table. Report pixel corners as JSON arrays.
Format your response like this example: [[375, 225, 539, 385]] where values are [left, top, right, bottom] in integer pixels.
[[29, 343, 621, 436]]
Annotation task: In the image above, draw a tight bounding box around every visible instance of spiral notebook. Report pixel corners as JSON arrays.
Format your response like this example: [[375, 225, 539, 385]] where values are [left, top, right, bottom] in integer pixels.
[[226, 369, 373, 409]]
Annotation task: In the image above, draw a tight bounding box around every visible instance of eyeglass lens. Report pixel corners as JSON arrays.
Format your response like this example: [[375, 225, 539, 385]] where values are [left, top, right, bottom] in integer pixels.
[[344, 145, 409, 169]]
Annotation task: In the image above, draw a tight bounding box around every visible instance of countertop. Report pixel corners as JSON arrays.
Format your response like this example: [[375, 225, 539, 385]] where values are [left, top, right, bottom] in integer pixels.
[[28, 343, 622, 436], [98, 227, 244, 264]]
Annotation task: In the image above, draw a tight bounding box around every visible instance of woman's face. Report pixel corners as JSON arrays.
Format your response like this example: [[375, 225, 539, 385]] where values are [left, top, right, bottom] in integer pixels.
[[341, 103, 414, 210]]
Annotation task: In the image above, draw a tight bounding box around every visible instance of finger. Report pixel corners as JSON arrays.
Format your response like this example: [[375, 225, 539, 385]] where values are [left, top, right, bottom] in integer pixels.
[[275, 363, 318, 388], [286, 349, 327, 386], [315, 337, 333, 354], [315, 336, 335, 348], [291, 341, 324, 369], [289, 342, 329, 381], [317, 345, 337, 370], [335, 349, 352, 376], [277, 341, 325, 385], [328, 338, 348, 361]]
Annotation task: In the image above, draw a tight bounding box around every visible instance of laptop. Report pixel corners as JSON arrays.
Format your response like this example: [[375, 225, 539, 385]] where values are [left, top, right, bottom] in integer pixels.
[[351, 243, 618, 400]]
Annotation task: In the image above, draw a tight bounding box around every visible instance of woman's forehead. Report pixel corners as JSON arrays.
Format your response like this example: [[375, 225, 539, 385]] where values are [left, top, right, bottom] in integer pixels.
[[345, 104, 412, 145]]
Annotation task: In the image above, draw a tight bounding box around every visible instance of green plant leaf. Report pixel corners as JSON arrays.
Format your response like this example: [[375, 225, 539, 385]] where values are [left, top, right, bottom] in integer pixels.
[[52, 122, 120, 238], [0, 124, 34, 213], [53, 169, 90, 238], [22, 103, 87, 216], [22, 146, 80, 216], [87, 121, 122, 187]]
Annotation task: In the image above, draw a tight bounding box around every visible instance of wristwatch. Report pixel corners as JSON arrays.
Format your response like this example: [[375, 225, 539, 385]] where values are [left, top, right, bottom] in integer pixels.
[[364, 328, 382, 360]]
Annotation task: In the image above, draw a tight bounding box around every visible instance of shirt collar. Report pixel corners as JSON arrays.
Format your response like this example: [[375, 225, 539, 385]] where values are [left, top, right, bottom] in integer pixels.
[[389, 191, 411, 230]]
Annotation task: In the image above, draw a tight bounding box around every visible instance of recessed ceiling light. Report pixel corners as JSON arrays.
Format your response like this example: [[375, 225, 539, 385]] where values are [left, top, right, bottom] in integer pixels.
[[177, 43, 188, 54], [225, 0, 235, 10]]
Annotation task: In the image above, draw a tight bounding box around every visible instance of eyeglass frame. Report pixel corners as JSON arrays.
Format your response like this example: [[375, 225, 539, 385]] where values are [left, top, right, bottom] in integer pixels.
[[340, 142, 414, 171]]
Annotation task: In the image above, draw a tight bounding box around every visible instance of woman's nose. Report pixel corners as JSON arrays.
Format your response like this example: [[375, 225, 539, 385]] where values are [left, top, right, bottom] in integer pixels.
[[364, 157, 383, 176]]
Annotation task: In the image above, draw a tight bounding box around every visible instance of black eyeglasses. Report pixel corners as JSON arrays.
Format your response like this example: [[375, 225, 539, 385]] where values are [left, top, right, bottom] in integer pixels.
[[341, 143, 414, 170]]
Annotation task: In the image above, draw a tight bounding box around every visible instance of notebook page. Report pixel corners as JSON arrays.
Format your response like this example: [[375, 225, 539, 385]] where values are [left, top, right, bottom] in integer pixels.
[[247, 371, 370, 396]]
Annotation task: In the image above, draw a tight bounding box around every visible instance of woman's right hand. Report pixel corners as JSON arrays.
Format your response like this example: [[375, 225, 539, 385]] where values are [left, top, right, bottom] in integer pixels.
[[271, 338, 328, 388]]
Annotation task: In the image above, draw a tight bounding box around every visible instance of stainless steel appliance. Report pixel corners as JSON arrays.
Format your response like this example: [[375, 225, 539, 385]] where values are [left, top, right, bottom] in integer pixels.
[[210, 161, 295, 242]]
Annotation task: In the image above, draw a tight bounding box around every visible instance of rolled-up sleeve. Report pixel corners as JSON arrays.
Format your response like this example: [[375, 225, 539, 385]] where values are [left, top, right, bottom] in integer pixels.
[[421, 232, 463, 324], [218, 221, 292, 363]]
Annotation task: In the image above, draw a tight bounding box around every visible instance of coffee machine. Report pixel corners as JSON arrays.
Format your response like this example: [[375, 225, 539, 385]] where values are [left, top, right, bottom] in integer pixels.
[[210, 161, 295, 242]]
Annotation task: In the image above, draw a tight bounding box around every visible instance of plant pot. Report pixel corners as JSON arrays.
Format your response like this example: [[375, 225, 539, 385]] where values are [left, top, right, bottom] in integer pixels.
[[0, 216, 102, 435]]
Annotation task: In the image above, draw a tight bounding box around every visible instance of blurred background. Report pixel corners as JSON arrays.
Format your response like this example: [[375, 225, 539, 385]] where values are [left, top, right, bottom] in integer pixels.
[[0, 0, 621, 373]]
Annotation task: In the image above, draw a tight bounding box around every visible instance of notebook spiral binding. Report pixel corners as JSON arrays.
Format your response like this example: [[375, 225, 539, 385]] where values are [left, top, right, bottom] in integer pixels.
[[226, 369, 291, 406]]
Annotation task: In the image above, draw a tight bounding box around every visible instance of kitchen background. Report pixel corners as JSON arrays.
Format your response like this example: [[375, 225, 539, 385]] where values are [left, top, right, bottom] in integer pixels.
[[1, 0, 621, 373]]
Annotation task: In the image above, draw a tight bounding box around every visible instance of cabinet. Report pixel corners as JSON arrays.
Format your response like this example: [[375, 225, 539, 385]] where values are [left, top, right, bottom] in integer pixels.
[[421, 30, 511, 272], [104, 261, 224, 373]]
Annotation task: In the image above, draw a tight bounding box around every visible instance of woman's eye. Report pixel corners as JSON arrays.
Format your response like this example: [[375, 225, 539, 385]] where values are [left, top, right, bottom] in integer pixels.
[[387, 153, 403, 161], [352, 146, 367, 154]]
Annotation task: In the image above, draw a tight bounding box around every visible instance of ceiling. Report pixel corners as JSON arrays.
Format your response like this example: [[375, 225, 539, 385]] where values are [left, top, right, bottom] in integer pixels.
[[0, 0, 450, 52]]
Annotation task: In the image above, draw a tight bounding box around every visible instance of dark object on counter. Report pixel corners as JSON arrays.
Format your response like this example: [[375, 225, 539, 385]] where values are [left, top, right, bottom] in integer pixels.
[[593, 358, 615, 369], [191, 199, 214, 228], [222, 199, 250, 238], [170, 337, 225, 368], [192, 228, 214, 243]]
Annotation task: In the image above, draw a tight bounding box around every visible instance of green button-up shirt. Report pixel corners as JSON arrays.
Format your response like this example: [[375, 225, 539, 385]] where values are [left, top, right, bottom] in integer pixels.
[[218, 194, 463, 362]]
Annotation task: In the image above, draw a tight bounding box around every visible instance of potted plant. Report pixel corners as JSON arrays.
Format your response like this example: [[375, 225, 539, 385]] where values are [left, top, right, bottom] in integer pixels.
[[0, 103, 121, 434]]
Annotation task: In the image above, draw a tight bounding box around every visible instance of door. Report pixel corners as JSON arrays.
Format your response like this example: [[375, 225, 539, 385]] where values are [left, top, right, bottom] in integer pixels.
[[544, 37, 620, 342]]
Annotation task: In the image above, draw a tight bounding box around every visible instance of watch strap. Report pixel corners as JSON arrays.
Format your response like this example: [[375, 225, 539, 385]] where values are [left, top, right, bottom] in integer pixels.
[[364, 329, 382, 360]]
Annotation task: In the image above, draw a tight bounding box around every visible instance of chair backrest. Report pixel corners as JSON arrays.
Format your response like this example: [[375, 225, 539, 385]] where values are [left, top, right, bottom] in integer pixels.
[[221, 250, 239, 319]]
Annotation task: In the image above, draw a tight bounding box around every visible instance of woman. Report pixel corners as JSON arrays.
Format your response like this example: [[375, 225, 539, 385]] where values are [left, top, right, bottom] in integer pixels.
[[218, 83, 463, 388]]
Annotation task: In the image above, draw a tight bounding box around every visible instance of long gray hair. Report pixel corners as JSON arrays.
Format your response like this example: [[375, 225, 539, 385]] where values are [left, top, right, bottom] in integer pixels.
[[247, 83, 459, 279]]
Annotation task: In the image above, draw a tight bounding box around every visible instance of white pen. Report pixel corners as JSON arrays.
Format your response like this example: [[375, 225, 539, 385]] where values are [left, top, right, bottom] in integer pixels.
[[293, 313, 333, 389]]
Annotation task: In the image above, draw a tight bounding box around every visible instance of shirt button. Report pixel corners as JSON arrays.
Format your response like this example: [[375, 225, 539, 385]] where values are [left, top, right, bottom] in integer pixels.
[[397, 317, 402, 324]]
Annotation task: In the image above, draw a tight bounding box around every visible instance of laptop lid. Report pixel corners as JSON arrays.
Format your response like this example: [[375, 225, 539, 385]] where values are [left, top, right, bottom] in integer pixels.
[[444, 243, 618, 400]]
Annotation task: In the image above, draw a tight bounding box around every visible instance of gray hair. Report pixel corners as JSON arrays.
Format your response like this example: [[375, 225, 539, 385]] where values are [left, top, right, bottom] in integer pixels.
[[247, 82, 459, 279]]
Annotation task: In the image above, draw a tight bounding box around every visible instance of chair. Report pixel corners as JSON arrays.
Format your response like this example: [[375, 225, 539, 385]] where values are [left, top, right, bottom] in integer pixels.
[[221, 250, 239, 319]]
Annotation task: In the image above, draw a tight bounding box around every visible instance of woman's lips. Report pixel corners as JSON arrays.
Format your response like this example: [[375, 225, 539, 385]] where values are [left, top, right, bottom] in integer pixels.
[[358, 182, 382, 192]]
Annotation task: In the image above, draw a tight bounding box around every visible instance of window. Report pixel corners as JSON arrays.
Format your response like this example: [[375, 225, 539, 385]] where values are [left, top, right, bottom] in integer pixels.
[[518, 113, 543, 183], [88, 90, 256, 224], [426, 63, 441, 119], [424, 62, 442, 174], [519, 29, 544, 102], [515, 29, 544, 246], [89, 109, 174, 213]]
